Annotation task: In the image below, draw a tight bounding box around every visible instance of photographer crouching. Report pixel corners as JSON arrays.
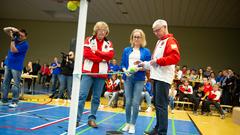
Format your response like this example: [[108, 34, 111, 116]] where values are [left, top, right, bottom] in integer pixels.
[[55, 51, 75, 103], [0, 27, 29, 108]]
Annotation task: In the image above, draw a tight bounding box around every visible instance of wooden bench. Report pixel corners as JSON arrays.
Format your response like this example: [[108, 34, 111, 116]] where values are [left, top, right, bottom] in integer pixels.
[[220, 105, 233, 109], [210, 105, 233, 111], [209, 104, 233, 116], [220, 105, 233, 113], [175, 101, 193, 110]]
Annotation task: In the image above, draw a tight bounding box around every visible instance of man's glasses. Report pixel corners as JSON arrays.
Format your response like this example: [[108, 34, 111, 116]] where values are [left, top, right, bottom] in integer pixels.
[[153, 28, 161, 33], [153, 26, 164, 33]]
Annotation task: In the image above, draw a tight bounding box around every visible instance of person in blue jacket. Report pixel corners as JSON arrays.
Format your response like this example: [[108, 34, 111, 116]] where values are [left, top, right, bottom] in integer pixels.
[[109, 59, 120, 72], [121, 29, 151, 134], [0, 27, 29, 108], [140, 78, 153, 112]]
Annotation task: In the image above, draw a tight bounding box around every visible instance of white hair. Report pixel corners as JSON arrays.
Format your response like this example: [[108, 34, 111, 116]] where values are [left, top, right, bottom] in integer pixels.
[[152, 19, 168, 29]]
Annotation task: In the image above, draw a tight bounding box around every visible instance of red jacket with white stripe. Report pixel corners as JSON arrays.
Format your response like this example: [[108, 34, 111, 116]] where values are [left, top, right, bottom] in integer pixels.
[[82, 36, 114, 78], [150, 34, 180, 84], [106, 78, 120, 92], [208, 90, 221, 102], [179, 85, 193, 94]]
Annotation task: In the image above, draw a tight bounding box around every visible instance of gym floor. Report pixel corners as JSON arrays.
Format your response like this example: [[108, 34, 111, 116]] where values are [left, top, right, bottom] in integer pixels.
[[0, 90, 239, 135]]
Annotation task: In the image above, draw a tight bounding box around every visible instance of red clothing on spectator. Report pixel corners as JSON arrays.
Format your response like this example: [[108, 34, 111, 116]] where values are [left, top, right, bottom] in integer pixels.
[[182, 69, 187, 75], [208, 90, 221, 102], [179, 85, 193, 94], [203, 84, 213, 94], [40, 66, 51, 76], [105, 78, 120, 92]]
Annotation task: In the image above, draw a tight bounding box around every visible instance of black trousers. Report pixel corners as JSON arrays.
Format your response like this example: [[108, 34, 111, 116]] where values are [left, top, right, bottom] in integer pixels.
[[179, 92, 199, 111], [152, 80, 170, 135], [202, 100, 224, 115]]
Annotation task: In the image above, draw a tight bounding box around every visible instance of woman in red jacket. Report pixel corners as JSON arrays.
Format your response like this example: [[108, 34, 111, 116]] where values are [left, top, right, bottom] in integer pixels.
[[77, 21, 114, 128]]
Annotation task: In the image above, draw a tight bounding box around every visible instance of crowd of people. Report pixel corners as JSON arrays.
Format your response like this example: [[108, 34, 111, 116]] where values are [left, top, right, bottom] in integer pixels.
[[1, 19, 239, 135], [174, 65, 240, 107]]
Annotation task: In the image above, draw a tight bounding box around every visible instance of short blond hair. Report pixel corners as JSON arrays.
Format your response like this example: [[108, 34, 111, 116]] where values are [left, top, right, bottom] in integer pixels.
[[129, 29, 147, 47], [93, 21, 109, 36]]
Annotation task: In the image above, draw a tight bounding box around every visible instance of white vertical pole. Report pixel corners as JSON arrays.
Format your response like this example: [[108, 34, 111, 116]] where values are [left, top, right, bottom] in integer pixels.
[[67, 0, 89, 135]]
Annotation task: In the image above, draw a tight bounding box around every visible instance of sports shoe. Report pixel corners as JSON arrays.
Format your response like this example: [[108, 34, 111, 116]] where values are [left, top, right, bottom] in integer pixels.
[[145, 107, 152, 112], [112, 104, 117, 108], [193, 111, 198, 116], [144, 127, 158, 135], [202, 112, 208, 116], [9, 102, 18, 108], [171, 109, 174, 114], [49, 94, 56, 98], [121, 123, 130, 132], [88, 119, 98, 128], [62, 99, 67, 105], [76, 122, 80, 127], [67, 99, 71, 104], [223, 109, 227, 114], [0, 101, 9, 106], [220, 114, 225, 119], [98, 104, 104, 109], [128, 124, 135, 134]]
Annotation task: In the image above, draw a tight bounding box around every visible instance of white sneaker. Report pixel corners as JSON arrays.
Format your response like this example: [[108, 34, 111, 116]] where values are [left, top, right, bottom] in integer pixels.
[[145, 107, 152, 112], [139, 106, 141, 111], [9, 103, 18, 108], [121, 123, 130, 132], [128, 124, 135, 134], [67, 99, 71, 103], [55, 98, 60, 105], [63, 99, 67, 105], [171, 109, 174, 114], [98, 104, 105, 109]]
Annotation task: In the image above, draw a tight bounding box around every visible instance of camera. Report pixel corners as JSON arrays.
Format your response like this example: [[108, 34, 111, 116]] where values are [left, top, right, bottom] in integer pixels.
[[60, 52, 69, 60], [12, 32, 20, 39]]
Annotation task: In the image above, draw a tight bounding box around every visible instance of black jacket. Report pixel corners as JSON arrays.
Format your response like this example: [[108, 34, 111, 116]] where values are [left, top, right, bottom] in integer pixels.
[[61, 58, 74, 76]]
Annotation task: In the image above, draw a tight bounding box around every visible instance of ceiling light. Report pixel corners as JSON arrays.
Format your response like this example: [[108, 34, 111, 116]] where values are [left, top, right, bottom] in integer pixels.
[[122, 11, 128, 15], [116, 1, 123, 5]]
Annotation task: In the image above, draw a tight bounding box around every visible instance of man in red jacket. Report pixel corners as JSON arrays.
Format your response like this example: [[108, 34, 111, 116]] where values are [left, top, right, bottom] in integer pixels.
[[77, 21, 114, 128], [143, 19, 180, 135]]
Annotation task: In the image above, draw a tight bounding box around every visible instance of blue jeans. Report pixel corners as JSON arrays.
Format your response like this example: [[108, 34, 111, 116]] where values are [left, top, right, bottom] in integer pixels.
[[140, 91, 152, 107], [58, 74, 72, 99], [153, 80, 170, 135], [77, 75, 105, 122], [124, 75, 144, 125], [169, 96, 174, 110], [51, 74, 59, 93], [2, 66, 22, 103]]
